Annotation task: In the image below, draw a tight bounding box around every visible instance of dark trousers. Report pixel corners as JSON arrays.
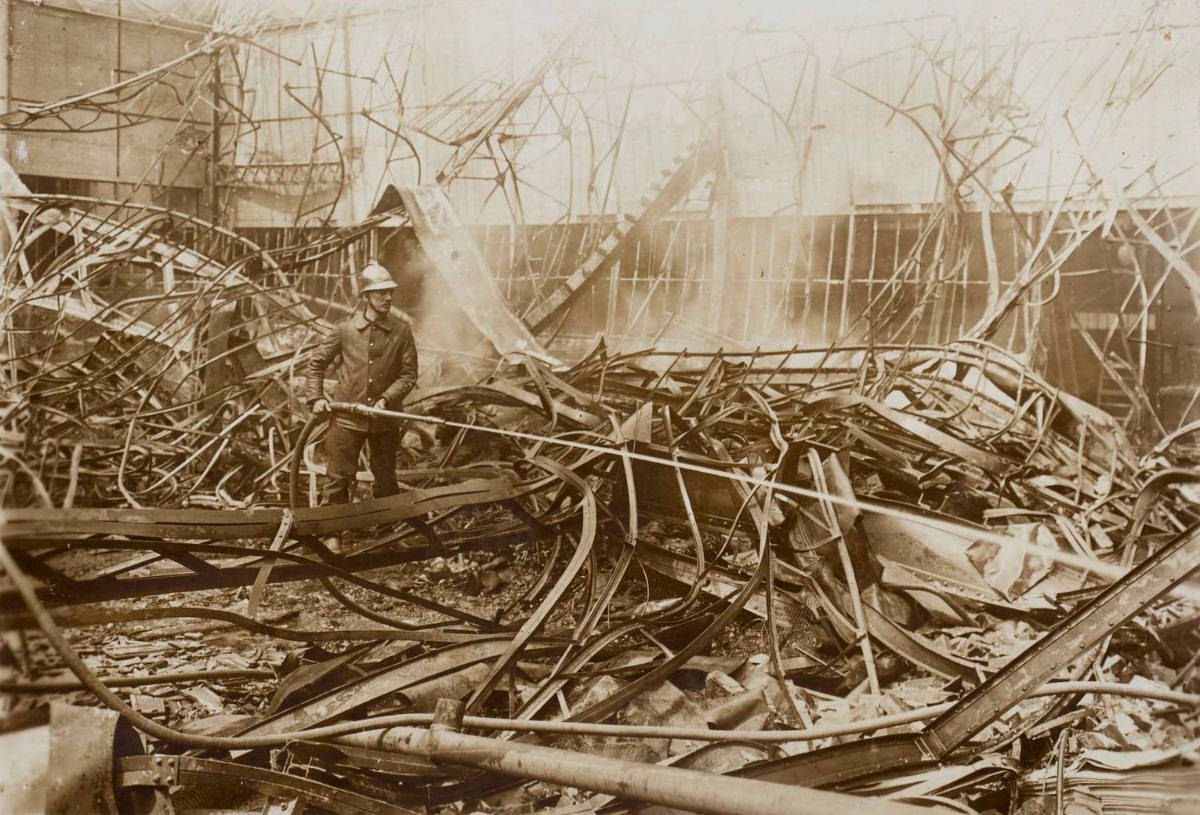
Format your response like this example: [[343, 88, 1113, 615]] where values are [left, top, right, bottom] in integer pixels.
[[322, 423, 401, 504]]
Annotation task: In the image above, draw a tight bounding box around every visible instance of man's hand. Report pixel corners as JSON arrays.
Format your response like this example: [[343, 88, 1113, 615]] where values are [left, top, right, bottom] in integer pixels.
[[372, 398, 388, 410], [311, 398, 330, 415]]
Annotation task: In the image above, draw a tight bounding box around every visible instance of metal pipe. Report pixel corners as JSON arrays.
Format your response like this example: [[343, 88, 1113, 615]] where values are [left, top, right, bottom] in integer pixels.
[[337, 717, 933, 815]]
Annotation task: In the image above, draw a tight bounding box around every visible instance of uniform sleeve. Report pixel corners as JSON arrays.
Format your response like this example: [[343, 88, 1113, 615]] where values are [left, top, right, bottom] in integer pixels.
[[381, 322, 419, 407], [304, 327, 341, 406]]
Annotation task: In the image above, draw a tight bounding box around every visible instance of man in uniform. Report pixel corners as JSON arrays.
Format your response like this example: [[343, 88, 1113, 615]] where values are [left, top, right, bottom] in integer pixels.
[[306, 262, 418, 521]]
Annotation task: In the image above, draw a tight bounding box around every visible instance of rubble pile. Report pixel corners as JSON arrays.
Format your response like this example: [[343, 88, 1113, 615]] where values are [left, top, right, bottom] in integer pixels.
[[1, 4, 1198, 813], [4, 330, 1200, 814], [0, 191, 387, 510]]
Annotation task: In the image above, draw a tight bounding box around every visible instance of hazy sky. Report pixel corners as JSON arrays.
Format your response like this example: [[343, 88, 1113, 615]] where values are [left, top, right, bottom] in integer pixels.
[[219, 0, 1178, 37]]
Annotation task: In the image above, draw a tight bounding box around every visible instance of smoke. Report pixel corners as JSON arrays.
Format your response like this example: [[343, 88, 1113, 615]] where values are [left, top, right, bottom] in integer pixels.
[[397, 242, 493, 388]]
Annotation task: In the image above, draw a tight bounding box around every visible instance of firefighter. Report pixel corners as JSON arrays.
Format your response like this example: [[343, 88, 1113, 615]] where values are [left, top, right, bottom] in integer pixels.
[[306, 262, 418, 530]]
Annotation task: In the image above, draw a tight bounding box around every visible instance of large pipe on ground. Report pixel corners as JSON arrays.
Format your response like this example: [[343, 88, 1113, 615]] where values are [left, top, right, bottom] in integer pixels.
[[0, 702, 145, 815], [335, 699, 939, 815]]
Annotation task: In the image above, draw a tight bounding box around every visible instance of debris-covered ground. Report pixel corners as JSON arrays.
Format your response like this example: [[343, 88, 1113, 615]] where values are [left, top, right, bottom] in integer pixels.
[[5, 325, 1200, 814], [3, 1, 1200, 811]]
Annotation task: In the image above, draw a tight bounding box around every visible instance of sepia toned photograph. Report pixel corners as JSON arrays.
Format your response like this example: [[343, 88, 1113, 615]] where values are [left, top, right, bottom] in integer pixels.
[[1, 0, 1199, 812]]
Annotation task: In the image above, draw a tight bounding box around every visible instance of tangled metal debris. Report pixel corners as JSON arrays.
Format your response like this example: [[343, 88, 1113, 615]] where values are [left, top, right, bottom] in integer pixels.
[[4, 319, 1200, 813], [2, 3, 1200, 814]]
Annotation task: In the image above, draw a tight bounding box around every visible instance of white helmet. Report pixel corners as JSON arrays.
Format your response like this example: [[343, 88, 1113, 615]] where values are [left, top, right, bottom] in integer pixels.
[[360, 262, 397, 293]]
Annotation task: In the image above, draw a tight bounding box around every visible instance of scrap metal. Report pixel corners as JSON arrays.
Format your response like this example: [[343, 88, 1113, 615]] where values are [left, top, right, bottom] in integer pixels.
[[4, 334, 1200, 814], [395, 184, 555, 360], [521, 137, 719, 334], [2, 5, 1199, 813]]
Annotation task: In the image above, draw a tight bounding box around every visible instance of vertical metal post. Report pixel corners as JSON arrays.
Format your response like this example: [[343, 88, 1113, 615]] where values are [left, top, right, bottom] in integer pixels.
[[800, 217, 815, 343], [784, 215, 799, 323], [892, 218, 901, 288], [341, 16, 358, 223], [763, 218, 779, 335], [114, 0, 122, 193], [708, 33, 731, 339], [867, 215, 878, 307], [741, 218, 756, 340], [710, 155, 730, 338], [605, 223, 620, 338], [821, 219, 836, 341], [210, 50, 222, 225], [839, 211, 856, 337]]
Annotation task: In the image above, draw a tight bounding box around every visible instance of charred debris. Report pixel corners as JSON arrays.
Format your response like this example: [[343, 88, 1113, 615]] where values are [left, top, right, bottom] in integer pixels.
[[2, 2, 1200, 814]]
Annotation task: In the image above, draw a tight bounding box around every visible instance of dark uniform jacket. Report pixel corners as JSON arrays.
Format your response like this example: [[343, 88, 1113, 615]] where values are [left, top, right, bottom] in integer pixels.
[[305, 307, 419, 432]]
